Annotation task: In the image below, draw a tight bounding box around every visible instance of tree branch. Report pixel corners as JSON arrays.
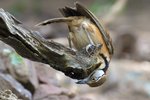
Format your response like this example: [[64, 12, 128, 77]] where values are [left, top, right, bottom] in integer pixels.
[[0, 9, 99, 80]]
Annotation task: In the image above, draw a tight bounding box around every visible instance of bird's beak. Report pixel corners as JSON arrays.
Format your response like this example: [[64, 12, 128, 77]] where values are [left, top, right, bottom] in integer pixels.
[[76, 78, 88, 84]]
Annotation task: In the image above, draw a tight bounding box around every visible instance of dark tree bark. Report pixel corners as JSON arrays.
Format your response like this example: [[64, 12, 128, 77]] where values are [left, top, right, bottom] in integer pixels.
[[0, 9, 99, 80]]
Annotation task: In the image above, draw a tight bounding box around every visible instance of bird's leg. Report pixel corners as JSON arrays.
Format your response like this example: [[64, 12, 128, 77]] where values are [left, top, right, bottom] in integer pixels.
[[85, 44, 96, 55], [86, 43, 103, 56], [68, 32, 73, 49], [82, 25, 102, 56]]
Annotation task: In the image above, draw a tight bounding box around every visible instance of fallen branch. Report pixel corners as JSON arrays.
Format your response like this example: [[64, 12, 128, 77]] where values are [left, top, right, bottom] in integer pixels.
[[0, 9, 99, 80]]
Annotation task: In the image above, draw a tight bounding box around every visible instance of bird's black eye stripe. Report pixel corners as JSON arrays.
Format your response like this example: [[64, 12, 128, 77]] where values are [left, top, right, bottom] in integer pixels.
[[99, 53, 109, 72]]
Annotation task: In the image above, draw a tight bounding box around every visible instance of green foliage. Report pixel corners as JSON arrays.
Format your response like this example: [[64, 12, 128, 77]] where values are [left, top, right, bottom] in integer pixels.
[[90, 0, 116, 14], [9, 0, 27, 15], [32, 0, 42, 15]]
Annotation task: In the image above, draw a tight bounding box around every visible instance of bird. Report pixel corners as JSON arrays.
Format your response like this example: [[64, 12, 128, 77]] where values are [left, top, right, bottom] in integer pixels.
[[36, 2, 113, 87]]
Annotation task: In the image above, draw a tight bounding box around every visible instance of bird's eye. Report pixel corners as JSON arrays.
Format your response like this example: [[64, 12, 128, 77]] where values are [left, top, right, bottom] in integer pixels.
[[92, 78, 96, 81]]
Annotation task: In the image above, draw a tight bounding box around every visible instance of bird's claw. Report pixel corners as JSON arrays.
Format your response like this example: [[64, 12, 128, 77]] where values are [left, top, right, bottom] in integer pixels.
[[86, 44, 102, 56]]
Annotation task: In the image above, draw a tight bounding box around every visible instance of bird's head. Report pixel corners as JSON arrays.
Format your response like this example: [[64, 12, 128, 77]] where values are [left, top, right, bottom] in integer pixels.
[[76, 69, 106, 87]]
